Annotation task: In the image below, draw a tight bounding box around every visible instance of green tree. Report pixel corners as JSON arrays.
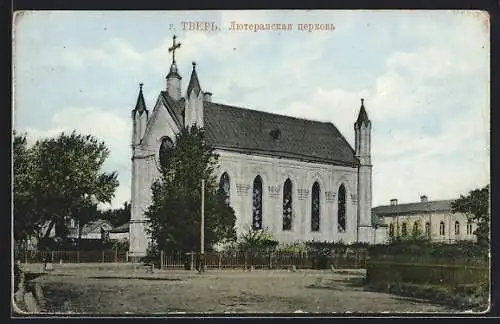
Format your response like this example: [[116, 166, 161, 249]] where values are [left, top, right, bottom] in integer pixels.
[[13, 132, 38, 245], [145, 125, 236, 253], [98, 201, 131, 227], [25, 131, 119, 240], [451, 184, 490, 247]]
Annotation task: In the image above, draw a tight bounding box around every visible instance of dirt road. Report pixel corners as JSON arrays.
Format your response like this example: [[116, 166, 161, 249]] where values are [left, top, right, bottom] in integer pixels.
[[25, 265, 456, 314]]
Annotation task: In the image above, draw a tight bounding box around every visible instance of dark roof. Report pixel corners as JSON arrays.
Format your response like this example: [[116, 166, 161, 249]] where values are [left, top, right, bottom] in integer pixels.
[[166, 63, 182, 80], [186, 64, 202, 96], [109, 222, 129, 233], [354, 99, 370, 129], [372, 199, 454, 217], [132, 84, 148, 118], [203, 102, 359, 166], [81, 219, 112, 235], [160, 91, 184, 129]]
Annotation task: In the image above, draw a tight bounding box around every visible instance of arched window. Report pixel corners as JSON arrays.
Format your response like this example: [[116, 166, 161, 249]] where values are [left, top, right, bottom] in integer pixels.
[[455, 221, 460, 235], [425, 222, 430, 237], [401, 223, 407, 237], [283, 178, 293, 231], [311, 182, 320, 232], [413, 222, 419, 236], [159, 137, 174, 169], [337, 184, 346, 232], [467, 222, 473, 235], [389, 223, 395, 237], [252, 176, 263, 230], [439, 221, 445, 236], [219, 172, 230, 206]]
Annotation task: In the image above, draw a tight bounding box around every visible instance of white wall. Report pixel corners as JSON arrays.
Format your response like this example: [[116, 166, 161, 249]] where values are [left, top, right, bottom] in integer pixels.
[[215, 150, 360, 244]]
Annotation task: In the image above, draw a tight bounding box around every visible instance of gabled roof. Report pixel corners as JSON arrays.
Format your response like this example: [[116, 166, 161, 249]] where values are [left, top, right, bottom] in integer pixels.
[[372, 199, 455, 217], [81, 219, 112, 235], [109, 222, 129, 233], [203, 102, 359, 167], [160, 91, 184, 129]]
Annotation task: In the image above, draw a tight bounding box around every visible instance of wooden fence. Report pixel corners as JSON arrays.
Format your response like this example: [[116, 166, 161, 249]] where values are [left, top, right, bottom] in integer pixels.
[[16, 250, 128, 264], [15, 249, 368, 269], [160, 250, 368, 270], [366, 255, 489, 287]]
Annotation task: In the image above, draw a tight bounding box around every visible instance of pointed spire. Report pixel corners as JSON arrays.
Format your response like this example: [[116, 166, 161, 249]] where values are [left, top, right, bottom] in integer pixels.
[[187, 61, 201, 96], [355, 98, 370, 128], [133, 82, 147, 117]]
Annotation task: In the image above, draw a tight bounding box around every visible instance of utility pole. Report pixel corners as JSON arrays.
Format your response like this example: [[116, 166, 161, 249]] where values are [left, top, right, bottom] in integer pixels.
[[200, 179, 205, 272]]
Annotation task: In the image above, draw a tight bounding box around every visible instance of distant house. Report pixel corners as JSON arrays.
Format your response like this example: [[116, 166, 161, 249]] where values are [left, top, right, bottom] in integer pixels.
[[372, 195, 477, 243], [108, 222, 129, 241], [71, 219, 113, 240]]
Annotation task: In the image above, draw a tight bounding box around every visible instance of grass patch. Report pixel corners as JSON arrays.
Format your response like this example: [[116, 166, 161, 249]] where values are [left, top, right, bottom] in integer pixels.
[[365, 280, 489, 312]]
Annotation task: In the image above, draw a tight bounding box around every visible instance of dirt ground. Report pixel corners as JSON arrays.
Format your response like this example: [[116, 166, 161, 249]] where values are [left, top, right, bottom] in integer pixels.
[[22, 263, 457, 314]]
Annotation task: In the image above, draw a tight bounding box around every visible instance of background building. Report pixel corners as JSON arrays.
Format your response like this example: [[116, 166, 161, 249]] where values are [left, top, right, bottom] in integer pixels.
[[372, 195, 477, 243]]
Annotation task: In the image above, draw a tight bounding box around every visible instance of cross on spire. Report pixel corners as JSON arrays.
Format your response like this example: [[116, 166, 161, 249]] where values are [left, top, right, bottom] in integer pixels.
[[168, 35, 182, 64]]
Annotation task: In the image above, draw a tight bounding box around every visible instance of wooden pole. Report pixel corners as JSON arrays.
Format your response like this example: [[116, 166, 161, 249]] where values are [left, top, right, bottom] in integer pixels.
[[200, 179, 205, 272]]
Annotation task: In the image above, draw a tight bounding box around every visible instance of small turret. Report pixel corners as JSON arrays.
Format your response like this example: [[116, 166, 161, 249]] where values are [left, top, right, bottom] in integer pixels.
[[187, 62, 202, 97], [354, 98, 371, 165], [185, 62, 204, 127], [355, 98, 373, 242], [131, 83, 148, 147]]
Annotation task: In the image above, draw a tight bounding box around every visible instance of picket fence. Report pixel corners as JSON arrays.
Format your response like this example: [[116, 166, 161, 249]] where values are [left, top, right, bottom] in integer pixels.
[[160, 250, 368, 270], [16, 250, 129, 264], [15, 249, 369, 269]]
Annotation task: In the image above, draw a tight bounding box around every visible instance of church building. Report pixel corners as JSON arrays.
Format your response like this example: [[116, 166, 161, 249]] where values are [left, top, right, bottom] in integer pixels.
[[129, 36, 386, 258]]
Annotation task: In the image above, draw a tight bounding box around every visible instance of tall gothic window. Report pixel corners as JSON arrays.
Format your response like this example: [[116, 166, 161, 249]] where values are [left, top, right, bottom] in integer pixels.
[[455, 221, 460, 235], [159, 137, 174, 169], [219, 172, 230, 206], [401, 223, 408, 237], [467, 222, 473, 235], [439, 222, 445, 236], [252, 176, 263, 230], [413, 222, 419, 236], [425, 222, 431, 237], [282, 178, 293, 231], [337, 184, 346, 232], [389, 223, 395, 237], [311, 182, 320, 232]]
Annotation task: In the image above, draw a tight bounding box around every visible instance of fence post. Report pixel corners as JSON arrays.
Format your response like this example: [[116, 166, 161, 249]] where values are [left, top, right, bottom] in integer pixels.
[[160, 251, 164, 270], [218, 253, 221, 270], [51, 251, 54, 263], [190, 251, 194, 271], [102, 250, 105, 263]]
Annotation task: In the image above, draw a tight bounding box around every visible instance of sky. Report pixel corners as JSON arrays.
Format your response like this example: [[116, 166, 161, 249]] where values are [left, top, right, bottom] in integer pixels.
[[13, 10, 490, 210]]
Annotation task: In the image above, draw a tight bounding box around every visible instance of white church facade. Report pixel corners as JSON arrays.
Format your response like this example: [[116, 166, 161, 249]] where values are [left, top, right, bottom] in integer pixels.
[[129, 36, 387, 258]]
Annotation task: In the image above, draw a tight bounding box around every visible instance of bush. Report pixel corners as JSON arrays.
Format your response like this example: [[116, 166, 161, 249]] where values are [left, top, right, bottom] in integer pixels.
[[368, 239, 488, 262], [277, 242, 309, 253], [14, 262, 23, 292]]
